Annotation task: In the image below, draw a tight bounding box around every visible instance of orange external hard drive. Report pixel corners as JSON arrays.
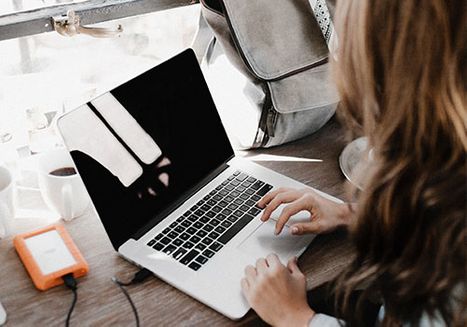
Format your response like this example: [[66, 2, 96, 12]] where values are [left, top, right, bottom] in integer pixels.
[[13, 224, 89, 291]]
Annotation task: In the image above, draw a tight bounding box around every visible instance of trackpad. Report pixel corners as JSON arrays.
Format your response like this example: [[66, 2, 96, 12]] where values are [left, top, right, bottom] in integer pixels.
[[237, 220, 315, 259]]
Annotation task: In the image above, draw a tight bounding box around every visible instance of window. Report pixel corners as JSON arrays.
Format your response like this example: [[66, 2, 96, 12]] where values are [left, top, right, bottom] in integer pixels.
[[0, 0, 201, 162]]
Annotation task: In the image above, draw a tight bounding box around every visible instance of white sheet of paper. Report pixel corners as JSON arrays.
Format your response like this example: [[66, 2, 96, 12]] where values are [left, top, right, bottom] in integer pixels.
[[24, 230, 77, 275]]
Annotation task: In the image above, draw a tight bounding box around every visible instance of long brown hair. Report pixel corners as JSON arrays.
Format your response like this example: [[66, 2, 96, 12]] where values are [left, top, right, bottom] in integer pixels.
[[332, 0, 466, 325]]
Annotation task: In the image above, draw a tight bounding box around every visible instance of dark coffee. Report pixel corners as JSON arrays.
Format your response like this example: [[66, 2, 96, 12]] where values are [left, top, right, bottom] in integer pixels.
[[50, 167, 77, 177]]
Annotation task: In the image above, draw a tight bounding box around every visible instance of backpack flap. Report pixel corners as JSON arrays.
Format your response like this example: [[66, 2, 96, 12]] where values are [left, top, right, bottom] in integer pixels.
[[221, 0, 339, 114]]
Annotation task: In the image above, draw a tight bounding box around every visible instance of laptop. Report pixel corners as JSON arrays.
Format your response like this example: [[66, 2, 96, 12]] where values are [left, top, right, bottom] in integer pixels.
[[56, 49, 341, 319]]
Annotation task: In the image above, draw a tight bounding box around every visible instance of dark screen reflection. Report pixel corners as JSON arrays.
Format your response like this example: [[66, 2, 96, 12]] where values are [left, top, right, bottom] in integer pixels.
[[71, 50, 234, 249]]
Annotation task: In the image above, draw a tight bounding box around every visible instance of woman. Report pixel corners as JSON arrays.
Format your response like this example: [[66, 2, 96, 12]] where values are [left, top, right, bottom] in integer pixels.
[[241, 0, 466, 326]]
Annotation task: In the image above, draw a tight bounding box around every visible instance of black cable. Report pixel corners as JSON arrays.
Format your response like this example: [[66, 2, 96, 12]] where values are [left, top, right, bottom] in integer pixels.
[[111, 268, 153, 327], [62, 274, 78, 327]]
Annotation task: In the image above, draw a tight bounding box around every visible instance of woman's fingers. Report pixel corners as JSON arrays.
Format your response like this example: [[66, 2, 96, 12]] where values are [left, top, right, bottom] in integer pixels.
[[256, 257, 269, 274], [290, 221, 321, 235], [260, 190, 301, 222], [274, 197, 312, 235]]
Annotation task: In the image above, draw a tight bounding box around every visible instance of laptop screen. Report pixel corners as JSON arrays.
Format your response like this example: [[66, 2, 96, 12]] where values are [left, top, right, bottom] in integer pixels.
[[68, 50, 234, 249]]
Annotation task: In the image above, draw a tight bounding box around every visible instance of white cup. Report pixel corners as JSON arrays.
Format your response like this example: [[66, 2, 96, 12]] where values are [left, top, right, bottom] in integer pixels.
[[0, 166, 15, 238], [37, 149, 90, 221]]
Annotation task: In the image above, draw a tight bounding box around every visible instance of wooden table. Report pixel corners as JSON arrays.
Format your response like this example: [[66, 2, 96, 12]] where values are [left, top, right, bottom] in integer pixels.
[[0, 118, 354, 326]]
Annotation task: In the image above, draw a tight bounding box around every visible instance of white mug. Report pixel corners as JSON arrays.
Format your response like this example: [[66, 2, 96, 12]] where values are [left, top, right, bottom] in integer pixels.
[[0, 166, 15, 238], [37, 149, 90, 221]]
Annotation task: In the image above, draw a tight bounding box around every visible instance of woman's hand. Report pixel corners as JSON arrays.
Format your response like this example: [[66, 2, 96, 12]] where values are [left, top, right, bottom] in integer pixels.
[[241, 254, 315, 327], [257, 188, 353, 235]]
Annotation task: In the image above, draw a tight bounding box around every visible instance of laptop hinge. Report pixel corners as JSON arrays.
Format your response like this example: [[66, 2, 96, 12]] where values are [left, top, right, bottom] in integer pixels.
[[131, 155, 235, 241]]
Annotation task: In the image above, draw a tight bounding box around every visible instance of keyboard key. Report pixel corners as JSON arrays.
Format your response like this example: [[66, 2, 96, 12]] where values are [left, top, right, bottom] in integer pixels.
[[236, 186, 246, 193], [248, 207, 262, 216], [215, 185, 223, 190], [247, 177, 257, 183], [224, 195, 234, 202], [227, 215, 239, 223], [175, 226, 185, 233], [233, 171, 241, 176], [219, 200, 228, 207], [208, 231, 220, 239], [216, 213, 227, 221], [163, 244, 177, 255], [206, 211, 215, 218], [153, 243, 164, 251], [203, 249, 215, 258], [212, 206, 222, 213], [200, 216, 210, 224], [207, 199, 216, 206], [182, 212, 190, 218], [235, 173, 248, 181], [173, 239, 183, 246], [195, 209, 205, 216], [245, 199, 256, 207], [187, 215, 198, 222], [209, 242, 223, 252], [251, 180, 264, 190], [187, 227, 197, 235], [215, 226, 226, 234], [195, 256, 208, 264], [180, 233, 190, 240], [195, 243, 207, 251], [181, 220, 191, 227], [201, 204, 211, 211], [161, 237, 171, 245], [154, 234, 163, 240], [231, 180, 240, 187], [180, 250, 200, 265], [219, 190, 229, 196], [203, 224, 214, 232], [251, 194, 261, 201], [233, 210, 244, 217], [225, 185, 234, 191], [193, 221, 203, 229], [257, 184, 273, 196], [168, 231, 179, 239], [162, 228, 171, 234], [147, 239, 156, 247], [196, 230, 208, 237], [240, 205, 250, 212], [241, 181, 252, 188], [170, 222, 177, 228], [230, 191, 240, 198], [189, 262, 202, 271], [221, 220, 232, 228], [222, 209, 232, 215], [240, 194, 250, 200], [183, 241, 195, 249], [202, 237, 214, 245], [234, 199, 243, 205], [190, 235, 201, 243], [213, 194, 222, 201], [246, 189, 257, 196], [209, 218, 221, 226], [228, 204, 238, 211], [190, 205, 199, 211], [203, 195, 211, 201], [197, 200, 204, 206], [227, 175, 235, 180], [209, 190, 217, 196], [218, 214, 255, 244], [173, 248, 187, 260]]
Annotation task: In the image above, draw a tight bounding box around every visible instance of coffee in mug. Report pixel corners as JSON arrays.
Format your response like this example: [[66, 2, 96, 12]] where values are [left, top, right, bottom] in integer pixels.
[[37, 149, 89, 221], [50, 167, 77, 177]]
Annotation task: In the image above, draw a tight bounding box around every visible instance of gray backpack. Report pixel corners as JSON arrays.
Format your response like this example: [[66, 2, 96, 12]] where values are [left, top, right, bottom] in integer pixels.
[[199, 0, 339, 149]]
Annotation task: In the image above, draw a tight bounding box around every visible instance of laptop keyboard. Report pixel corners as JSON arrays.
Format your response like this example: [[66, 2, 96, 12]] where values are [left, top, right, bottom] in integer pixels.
[[146, 170, 273, 271]]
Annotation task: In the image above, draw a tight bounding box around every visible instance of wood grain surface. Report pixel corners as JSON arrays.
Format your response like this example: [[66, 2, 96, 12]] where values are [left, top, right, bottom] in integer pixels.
[[0, 118, 354, 326]]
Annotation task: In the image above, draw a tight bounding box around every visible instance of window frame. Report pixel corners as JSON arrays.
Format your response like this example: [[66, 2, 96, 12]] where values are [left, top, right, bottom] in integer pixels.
[[0, 0, 197, 42]]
